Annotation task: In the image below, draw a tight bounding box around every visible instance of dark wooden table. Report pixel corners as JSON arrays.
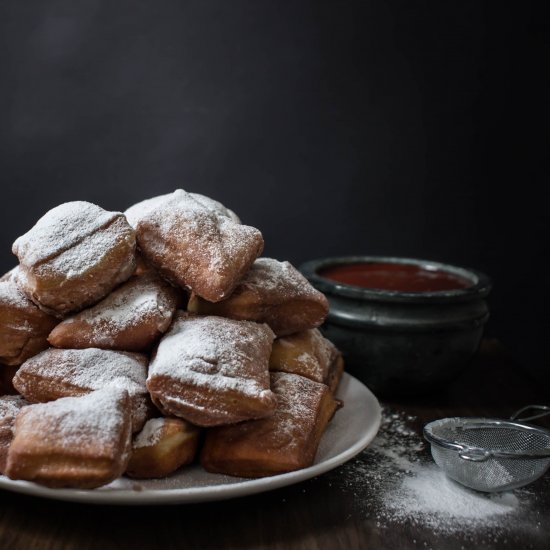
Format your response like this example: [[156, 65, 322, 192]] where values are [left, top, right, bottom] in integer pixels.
[[1, 340, 548, 550]]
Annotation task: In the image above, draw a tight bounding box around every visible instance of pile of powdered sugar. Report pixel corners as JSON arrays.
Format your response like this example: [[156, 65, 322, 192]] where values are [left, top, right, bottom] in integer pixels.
[[337, 408, 537, 537]]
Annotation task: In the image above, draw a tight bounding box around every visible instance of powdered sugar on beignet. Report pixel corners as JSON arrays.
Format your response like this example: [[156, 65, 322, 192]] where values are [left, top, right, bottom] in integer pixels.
[[200, 372, 338, 477], [127, 416, 200, 478], [0, 271, 59, 366], [0, 395, 29, 473], [133, 190, 262, 302], [147, 312, 277, 426], [125, 190, 241, 227], [13, 348, 150, 432], [48, 273, 180, 351], [5, 387, 132, 488], [269, 329, 339, 385], [188, 258, 329, 335], [12, 201, 136, 316]]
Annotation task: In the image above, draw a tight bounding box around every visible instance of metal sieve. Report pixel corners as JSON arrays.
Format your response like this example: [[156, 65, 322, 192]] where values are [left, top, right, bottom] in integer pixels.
[[423, 405, 550, 492]]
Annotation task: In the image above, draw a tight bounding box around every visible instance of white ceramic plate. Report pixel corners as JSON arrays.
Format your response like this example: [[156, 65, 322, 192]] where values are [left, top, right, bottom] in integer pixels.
[[0, 373, 381, 505]]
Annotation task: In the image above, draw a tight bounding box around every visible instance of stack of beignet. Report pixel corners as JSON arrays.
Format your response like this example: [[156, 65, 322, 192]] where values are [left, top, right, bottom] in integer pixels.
[[0, 189, 344, 489]]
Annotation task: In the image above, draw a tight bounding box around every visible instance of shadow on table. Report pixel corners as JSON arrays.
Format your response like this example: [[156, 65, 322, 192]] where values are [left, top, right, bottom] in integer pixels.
[[0, 476, 359, 550]]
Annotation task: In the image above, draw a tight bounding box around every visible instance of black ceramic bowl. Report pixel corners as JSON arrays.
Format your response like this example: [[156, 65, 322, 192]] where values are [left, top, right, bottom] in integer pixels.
[[300, 256, 492, 396]]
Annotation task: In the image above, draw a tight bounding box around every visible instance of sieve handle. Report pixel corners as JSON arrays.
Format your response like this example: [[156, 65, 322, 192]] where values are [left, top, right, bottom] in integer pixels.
[[510, 405, 550, 422], [458, 448, 491, 462]]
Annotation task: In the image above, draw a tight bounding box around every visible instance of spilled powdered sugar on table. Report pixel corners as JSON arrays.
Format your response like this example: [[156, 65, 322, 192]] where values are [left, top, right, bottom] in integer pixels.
[[332, 408, 548, 547]]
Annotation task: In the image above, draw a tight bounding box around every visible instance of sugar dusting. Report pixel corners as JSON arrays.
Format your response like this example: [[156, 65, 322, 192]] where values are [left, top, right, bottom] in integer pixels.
[[241, 258, 326, 302], [133, 417, 166, 448], [44, 217, 133, 280], [54, 274, 177, 345], [14, 386, 130, 449], [16, 348, 148, 397], [134, 190, 262, 289], [272, 329, 337, 383], [267, 372, 326, 451], [12, 201, 120, 270], [336, 409, 545, 541], [0, 395, 28, 420], [125, 190, 240, 228], [148, 313, 275, 398], [0, 276, 32, 310]]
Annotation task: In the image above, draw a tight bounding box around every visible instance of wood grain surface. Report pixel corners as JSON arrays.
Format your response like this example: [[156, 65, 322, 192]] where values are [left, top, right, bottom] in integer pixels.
[[1, 340, 548, 550]]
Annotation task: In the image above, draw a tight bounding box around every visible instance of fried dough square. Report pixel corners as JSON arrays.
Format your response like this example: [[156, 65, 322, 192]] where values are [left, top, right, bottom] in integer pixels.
[[201, 372, 338, 478], [5, 387, 132, 488], [132, 190, 263, 302], [12, 201, 136, 316], [48, 272, 180, 352], [147, 312, 277, 427], [269, 329, 344, 393], [187, 258, 329, 335], [0, 395, 29, 473], [13, 348, 151, 432], [0, 271, 58, 366], [126, 417, 200, 479]]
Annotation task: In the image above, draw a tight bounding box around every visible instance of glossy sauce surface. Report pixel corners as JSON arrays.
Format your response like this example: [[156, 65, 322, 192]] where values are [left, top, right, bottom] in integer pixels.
[[319, 262, 472, 292]]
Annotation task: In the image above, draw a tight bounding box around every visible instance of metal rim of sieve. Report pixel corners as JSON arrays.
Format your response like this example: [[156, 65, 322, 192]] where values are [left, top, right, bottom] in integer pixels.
[[423, 418, 550, 461]]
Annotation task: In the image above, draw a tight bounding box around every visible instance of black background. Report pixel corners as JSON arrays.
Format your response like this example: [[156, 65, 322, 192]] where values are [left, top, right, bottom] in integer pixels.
[[0, 1, 548, 383]]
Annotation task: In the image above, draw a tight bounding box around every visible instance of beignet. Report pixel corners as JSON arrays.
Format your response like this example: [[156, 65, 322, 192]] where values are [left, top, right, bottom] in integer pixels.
[[48, 273, 180, 352], [0, 270, 59, 366], [269, 329, 344, 393], [5, 387, 132, 489], [147, 312, 277, 427], [126, 417, 200, 479], [0, 395, 28, 473], [187, 258, 329, 336], [12, 201, 136, 316], [13, 347, 150, 432], [131, 190, 263, 302], [201, 372, 338, 478], [125, 190, 241, 227]]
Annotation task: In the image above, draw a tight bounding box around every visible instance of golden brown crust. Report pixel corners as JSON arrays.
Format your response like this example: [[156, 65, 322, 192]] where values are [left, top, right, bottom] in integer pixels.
[[48, 273, 180, 352], [125, 191, 241, 228], [133, 190, 263, 302], [187, 258, 329, 335], [5, 387, 132, 489], [12, 202, 136, 316], [0, 268, 17, 283], [200, 372, 338, 478], [0, 395, 29, 473], [126, 417, 200, 478], [0, 274, 59, 366], [13, 348, 151, 433], [269, 329, 343, 393], [0, 192, 346, 489], [147, 312, 277, 427]]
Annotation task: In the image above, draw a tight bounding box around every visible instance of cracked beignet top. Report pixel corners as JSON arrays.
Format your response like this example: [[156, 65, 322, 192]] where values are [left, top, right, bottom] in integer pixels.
[[131, 190, 263, 302], [13, 201, 136, 316], [147, 312, 277, 426]]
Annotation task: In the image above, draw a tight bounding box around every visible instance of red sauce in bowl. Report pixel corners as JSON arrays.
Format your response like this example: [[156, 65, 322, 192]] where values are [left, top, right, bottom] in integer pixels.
[[319, 262, 472, 292]]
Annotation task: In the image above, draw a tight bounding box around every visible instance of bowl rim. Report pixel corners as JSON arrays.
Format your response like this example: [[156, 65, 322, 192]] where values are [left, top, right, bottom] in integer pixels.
[[300, 255, 492, 303]]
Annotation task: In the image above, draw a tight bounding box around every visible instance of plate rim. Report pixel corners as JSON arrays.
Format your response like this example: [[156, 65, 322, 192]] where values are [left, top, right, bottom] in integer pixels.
[[0, 373, 381, 505]]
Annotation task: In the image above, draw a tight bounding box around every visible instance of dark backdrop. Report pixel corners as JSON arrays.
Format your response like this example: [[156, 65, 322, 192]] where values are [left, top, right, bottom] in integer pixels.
[[0, 1, 548, 383]]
